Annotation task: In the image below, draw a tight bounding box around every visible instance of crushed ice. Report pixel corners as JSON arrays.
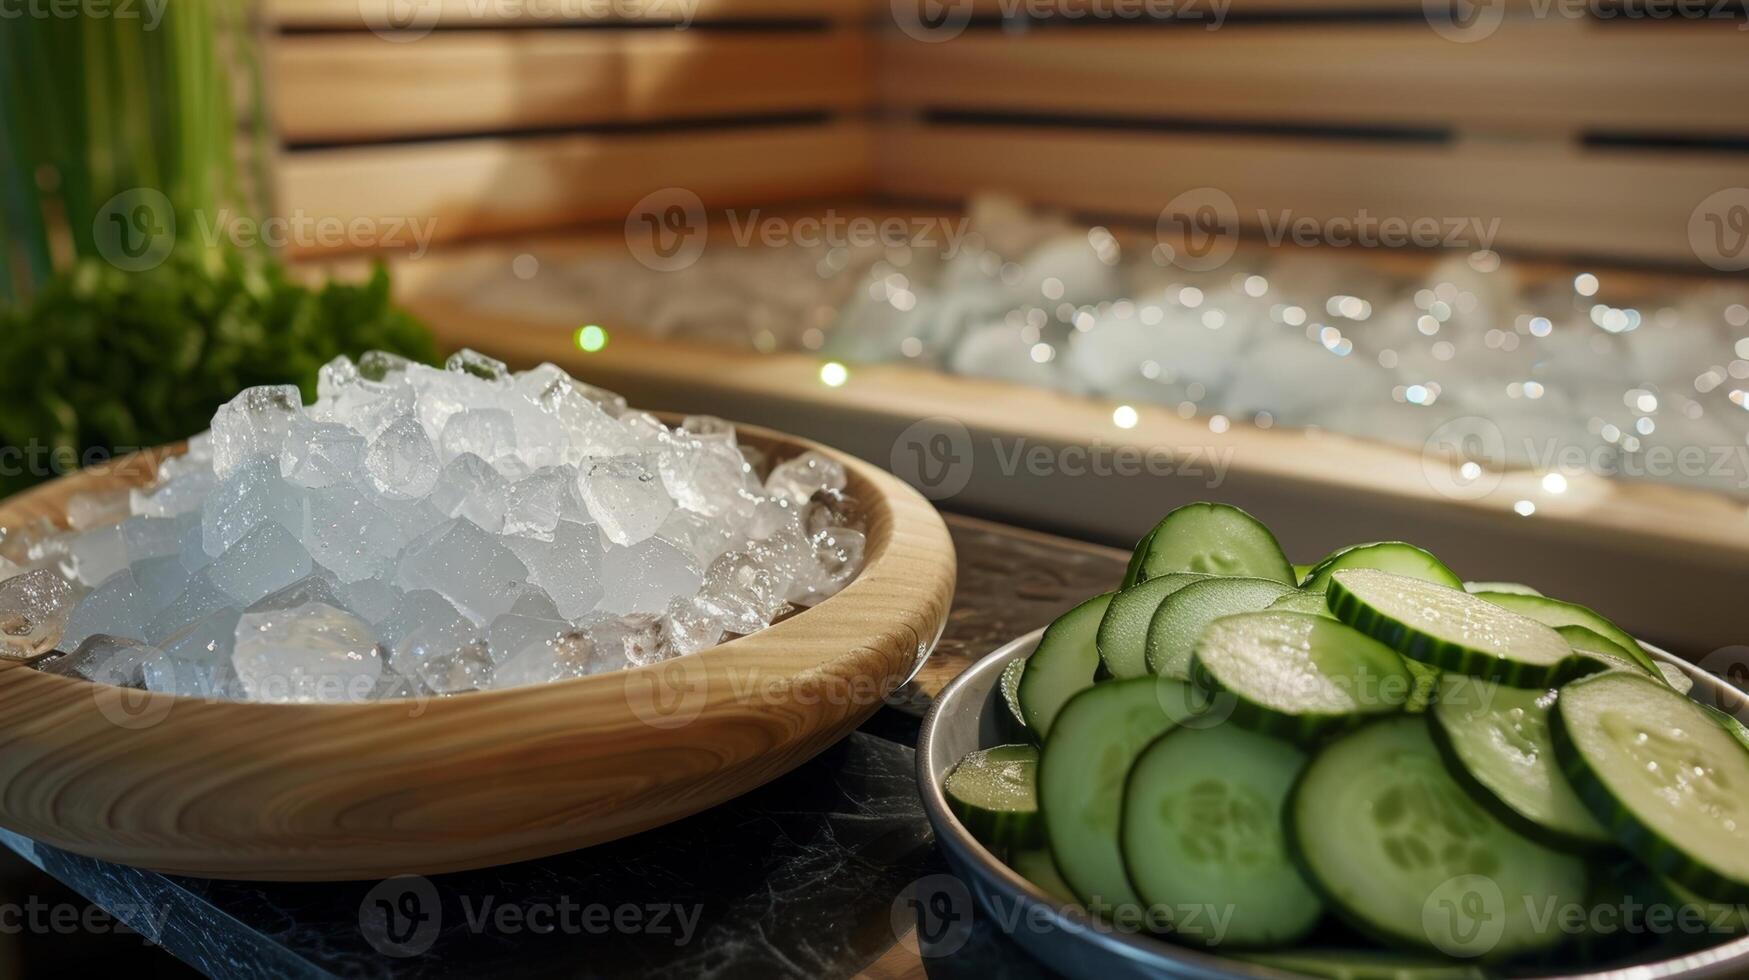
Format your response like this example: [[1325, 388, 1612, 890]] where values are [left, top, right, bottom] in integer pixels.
[[0, 352, 865, 703]]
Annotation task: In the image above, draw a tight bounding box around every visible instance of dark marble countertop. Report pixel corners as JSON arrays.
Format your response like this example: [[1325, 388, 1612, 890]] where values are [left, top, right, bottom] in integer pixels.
[[0, 515, 1128, 980]]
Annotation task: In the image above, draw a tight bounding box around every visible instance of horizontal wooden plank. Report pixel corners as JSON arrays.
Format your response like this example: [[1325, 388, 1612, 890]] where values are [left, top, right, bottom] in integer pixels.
[[880, 22, 1749, 135], [271, 0, 868, 27], [276, 122, 871, 254], [275, 30, 870, 142], [877, 122, 1749, 263]]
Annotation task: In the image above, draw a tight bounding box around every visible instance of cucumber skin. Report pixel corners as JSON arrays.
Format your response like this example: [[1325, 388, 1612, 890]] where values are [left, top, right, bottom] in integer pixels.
[[1133, 503, 1295, 586], [1188, 652, 1383, 744], [1425, 702, 1612, 855], [1475, 591, 1658, 677], [1120, 526, 1157, 589], [1551, 679, 1749, 903], [948, 795, 1044, 857], [1328, 576, 1567, 690], [1017, 592, 1114, 738], [999, 657, 1033, 743], [1301, 541, 1463, 595]]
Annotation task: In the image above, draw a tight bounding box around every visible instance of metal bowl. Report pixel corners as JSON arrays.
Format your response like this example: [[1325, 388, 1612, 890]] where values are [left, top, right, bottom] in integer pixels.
[[917, 629, 1749, 979]]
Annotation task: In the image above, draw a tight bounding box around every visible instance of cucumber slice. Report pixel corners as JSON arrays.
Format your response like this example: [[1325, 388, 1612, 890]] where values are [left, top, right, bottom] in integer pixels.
[[1192, 611, 1413, 740], [1010, 847, 1078, 905], [1120, 525, 1157, 589], [1017, 592, 1114, 738], [1293, 563, 1316, 584], [1557, 624, 1652, 678], [1657, 662, 1696, 696], [1403, 659, 1441, 714], [1700, 703, 1749, 756], [1330, 569, 1573, 689], [1465, 581, 1541, 597], [945, 744, 1042, 853], [1302, 542, 1463, 594], [1474, 591, 1657, 676], [1289, 716, 1588, 959], [1144, 577, 1296, 680], [1236, 949, 1486, 980], [1096, 573, 1210, 679], [999, 657, 1029, 740], [1429, 680, 1611, 852], [1120, 725, 1321, 948], [1269, 588, 1337, 619], [1039, 676, 1194, 924], [1664, 877, 1749, 936], [1553, 670, 1749, 901], [1131, 503, 1295, 586]]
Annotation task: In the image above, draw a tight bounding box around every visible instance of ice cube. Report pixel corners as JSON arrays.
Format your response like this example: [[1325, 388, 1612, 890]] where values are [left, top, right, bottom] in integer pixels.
[[162, 607, 242, 666], [207, 522, 313, 606], [149, 608, 243, 698], [147, 571, 233, 644], [490, 630, 597, 689], [656, 509, 735, 568], [680, 415, 735, 442], [660, 439, 755, 518], [131, 554, 193, 618], [121, 516, 182, 564], [487, 607, 569, 667], [365, 416, 441, 500], [501, 468, 572, 541], [280, 415, 367, 489], [203, 456, 307, 557], [577, 455, 672, 546], [427, 454, 511, 532], [413, 640, 493, 695], [179, 514, 213, 573], [317, 354, 359, 400], [664, 596, 726, 655], [694, 551, 784, 634], [395, 520, 530, 625], [587, 613, 673, 669], [233, 601, 382, 704], [0, 569, 75, 657], [66, 489, 131, 530], [791, 527, 865, 606], [803, 487, 864, 536], [598, 537, 701, 616], [504, 521, 602, 619], [62, 570, 148, 649], [506, 584, 562, 621], [359, 350, 414, 383], [379, 590, 480, 677], [68, 524, 129, 587], [439, 409, 517, 466], [518, 363, 628, 419], [765, 450, 848, 505], [39, 635, 157, 687], [336, 576, 402, 627], [250, 574, 350, 615], [131, 468, 216, 519], [210, 385, 303, 479], [306, 485, 400, 583], [445, 348, 510, 383]]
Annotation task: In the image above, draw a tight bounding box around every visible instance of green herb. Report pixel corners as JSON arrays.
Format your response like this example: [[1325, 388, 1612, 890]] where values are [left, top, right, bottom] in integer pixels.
[[0, 248, 439, 496]]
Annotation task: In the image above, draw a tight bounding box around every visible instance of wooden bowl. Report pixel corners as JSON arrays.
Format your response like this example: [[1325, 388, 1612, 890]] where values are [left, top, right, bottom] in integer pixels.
[[0, 420, 955, 881]]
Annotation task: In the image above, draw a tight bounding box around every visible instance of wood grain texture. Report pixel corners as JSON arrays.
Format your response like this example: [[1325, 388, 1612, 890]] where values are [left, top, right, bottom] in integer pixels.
[[880, 22, 1749, 135], [276, 121, 872, 255], [275, 29, 872, 143], [0, 421, 955, 881], [877, 122, 1749, 263]]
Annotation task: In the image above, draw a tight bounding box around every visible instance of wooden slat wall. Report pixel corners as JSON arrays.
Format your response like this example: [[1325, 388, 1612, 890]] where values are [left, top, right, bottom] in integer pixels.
[[275, 31, 871, 143], [879, 123, 1744, 263], [880, 22, 1749, 135]]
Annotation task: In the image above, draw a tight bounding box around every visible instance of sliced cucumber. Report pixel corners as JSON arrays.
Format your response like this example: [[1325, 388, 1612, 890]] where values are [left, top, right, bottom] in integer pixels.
[[1236, 949, 1486, 980], [1330, 569, 1573, 689], [999, 657, 1029, 740], [1700, 703, 1749, 756], [1017, 592, 1114, 738], [1465, 581, 1541, 597], [1289, 716, 1588, 959], [1657, 662, 1696, 696], [1553, 670, 1749, 901], [1293, 563, 1316, 585], [1403, 659, 1441, 714], [1664, 876, 1749, 936], [1131, 503, 1294, 586], [1144, 577, 1295, 681], [1269, 588, 1336, 619], [1302, 542, 1463, 594], [946, 744, 1042, 853], [1120, 725, 1321, 948], [1040, 676, 1193, 924], [1120, 525, 1157, 589], [1010, 847, 1078, 905], [1429, 680, 1611, 852], [1096, 573, 1210, 679], [1474, 591, 1657, 676], [1192, 611, 1413, 740], [1557, 624, 1652, 678]]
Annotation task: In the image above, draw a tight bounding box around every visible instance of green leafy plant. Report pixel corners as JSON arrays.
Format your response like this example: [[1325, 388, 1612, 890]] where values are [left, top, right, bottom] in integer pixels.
[[0, 248, 438, 496]]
